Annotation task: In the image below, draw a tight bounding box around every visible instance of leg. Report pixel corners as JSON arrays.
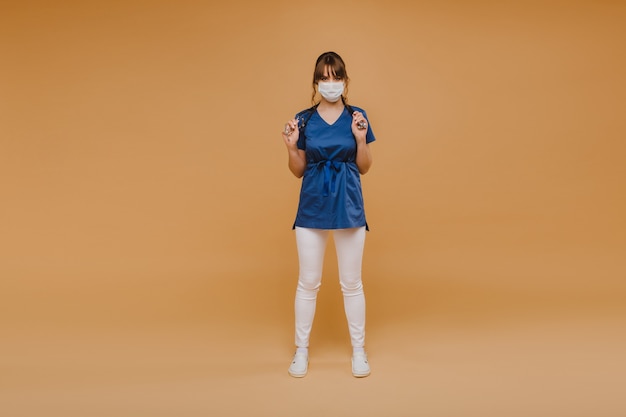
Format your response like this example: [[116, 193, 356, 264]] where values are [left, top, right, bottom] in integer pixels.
[[333, 226, 367, 349], [294, 227, 329, 348]]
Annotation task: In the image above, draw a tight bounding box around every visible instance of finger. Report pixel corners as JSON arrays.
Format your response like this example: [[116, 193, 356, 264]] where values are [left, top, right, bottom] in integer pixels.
[[284, 120, 297, 135], [353, 114, 367, 130]]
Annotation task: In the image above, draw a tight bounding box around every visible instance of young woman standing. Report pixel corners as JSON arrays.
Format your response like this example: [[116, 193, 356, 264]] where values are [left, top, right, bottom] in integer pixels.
[[281, 51, 376, 378]]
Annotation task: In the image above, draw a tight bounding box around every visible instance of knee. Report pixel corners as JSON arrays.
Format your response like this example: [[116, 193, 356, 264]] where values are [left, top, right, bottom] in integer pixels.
[[340, 273, 363, 296], [297, 273, 322, 292]]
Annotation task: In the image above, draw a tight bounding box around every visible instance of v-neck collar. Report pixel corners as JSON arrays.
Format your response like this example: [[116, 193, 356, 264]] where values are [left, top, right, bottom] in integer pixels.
[[316, 107, 346, 127]]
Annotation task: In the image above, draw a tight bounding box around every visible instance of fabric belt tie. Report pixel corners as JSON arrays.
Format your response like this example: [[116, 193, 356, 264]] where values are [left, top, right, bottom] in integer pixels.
[[315, 160, 343, 197]]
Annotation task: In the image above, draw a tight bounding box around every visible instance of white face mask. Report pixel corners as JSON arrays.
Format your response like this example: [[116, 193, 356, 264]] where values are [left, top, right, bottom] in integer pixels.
[[318, 81, 344, 102]]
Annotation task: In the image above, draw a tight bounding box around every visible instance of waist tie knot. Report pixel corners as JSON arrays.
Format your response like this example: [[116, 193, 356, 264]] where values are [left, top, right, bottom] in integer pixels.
[[314, 160, 343, 197]]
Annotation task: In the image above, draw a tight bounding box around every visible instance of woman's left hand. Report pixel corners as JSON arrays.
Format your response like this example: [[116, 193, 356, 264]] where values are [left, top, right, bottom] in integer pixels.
[[351, 111, 368, 143]]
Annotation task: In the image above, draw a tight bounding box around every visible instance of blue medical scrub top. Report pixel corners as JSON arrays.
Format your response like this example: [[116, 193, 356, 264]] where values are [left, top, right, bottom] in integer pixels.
[[293, 105, 376, 230]]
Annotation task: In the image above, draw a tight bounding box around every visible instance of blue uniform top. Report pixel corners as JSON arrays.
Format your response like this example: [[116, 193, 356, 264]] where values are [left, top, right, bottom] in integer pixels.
[[293, 105, 376, 230]]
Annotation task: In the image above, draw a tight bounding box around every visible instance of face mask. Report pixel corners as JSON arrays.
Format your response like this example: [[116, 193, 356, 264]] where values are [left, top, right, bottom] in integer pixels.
[[318, 81, 344, 102]]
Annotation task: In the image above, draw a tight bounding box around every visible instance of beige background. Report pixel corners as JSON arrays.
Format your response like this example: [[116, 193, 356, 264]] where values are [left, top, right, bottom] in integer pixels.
[[1, 1, 625, 416]]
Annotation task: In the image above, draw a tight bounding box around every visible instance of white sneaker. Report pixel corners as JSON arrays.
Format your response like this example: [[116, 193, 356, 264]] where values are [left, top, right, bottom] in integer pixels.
[[288, 352, 308, 378], [352, 352, 370, 377]]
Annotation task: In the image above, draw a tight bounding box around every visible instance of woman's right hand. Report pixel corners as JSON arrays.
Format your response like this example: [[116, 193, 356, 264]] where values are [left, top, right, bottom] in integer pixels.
[[282, 118, 299, 149]]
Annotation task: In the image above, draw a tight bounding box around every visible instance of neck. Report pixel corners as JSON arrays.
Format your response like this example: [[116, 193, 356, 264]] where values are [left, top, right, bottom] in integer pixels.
[[318, 98, 344, 111]]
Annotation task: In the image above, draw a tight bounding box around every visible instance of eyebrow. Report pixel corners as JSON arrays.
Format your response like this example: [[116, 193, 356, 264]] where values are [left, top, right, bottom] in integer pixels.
[[317, 65, 344, 80]]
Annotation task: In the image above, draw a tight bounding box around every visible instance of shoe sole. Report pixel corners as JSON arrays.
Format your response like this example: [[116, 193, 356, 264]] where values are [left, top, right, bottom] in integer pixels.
[[288, 370, 307, 378], [352, 370, 370, 378]]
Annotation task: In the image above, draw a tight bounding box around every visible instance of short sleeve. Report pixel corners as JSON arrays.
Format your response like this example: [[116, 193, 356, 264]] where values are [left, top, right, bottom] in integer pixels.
[[296, 125, 307, 150], [295, 109, 311, 151], [362, 109, 376, 144]]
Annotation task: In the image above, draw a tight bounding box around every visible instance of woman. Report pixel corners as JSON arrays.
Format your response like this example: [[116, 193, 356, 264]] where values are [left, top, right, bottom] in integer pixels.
[[281, 51, 376, 378]]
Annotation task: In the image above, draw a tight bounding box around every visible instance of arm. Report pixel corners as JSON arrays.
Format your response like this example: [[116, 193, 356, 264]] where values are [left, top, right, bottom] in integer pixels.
[[282, 118, 307, 178], [351, 111, 373, 175], [355, 141, 373, 175], [287, 148, 307, 178]]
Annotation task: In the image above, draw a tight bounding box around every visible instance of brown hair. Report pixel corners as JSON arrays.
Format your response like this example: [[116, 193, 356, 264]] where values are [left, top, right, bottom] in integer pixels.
[[311, 51, 350, 104]]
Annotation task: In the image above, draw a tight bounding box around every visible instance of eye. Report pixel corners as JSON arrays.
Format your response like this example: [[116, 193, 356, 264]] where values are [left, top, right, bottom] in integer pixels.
[[320, 76, 328, 81]]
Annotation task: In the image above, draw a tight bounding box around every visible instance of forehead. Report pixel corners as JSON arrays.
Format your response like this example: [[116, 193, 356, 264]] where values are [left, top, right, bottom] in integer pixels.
[[314, 59, 346, 81], [323, 65, 336, 75], [321, 64, 344, 78]]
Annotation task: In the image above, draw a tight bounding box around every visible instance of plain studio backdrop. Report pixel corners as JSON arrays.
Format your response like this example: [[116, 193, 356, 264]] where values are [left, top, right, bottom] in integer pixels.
[[1, 1, 625, 416]]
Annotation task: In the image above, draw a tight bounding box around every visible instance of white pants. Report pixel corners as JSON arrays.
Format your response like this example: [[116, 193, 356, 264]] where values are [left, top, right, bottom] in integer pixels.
[[294, 226, 367, 349]]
